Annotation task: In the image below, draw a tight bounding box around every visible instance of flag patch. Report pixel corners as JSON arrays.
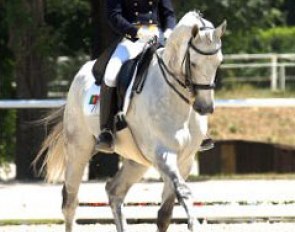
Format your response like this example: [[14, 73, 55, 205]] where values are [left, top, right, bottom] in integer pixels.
[[89, 95, 100, 105]]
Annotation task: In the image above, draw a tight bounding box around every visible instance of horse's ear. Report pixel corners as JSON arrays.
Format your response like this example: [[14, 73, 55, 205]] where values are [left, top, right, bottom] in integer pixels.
[[191, 25, 199, 38], [214, 20, 227, 39]]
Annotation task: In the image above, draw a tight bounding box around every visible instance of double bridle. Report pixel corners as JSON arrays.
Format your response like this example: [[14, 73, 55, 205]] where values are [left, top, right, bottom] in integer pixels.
[[156, 21, 221, 104]]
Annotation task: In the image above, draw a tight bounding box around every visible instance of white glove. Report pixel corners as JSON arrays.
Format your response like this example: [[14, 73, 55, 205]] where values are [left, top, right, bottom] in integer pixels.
[[137, 25, 159, 43]]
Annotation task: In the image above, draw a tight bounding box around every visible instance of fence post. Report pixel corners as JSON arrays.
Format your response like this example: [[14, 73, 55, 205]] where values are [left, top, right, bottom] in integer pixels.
[[279, 65, 286, 91], [271, 55, 278, 91]]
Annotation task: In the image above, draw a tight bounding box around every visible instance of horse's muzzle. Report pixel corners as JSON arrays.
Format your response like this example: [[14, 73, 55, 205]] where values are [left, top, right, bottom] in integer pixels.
[[193, 100, 214, 115]]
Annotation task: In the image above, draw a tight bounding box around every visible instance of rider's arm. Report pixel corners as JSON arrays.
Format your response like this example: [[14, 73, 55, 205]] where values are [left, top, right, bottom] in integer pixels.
[[158, 0, 176, 30], [106, 0, 138, 38]]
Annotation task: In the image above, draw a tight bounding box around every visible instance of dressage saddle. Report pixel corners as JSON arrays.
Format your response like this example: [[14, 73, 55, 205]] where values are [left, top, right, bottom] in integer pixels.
[[92, 41, 160, 111]]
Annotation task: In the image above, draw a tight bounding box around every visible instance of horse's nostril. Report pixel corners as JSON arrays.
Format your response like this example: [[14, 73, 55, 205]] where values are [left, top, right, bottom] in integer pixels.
[[193, 101, 213, 115]]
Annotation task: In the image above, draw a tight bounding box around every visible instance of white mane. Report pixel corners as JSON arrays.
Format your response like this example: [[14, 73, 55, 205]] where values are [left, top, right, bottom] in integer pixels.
[[177, 11, 214, 29]]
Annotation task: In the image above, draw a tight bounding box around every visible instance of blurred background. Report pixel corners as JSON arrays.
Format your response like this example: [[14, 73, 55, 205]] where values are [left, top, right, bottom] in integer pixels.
[[1, 0, 295, 181]]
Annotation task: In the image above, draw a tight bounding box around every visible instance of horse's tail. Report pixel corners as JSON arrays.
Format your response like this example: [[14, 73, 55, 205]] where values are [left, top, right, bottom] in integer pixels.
[[33, 105, 67, 183]]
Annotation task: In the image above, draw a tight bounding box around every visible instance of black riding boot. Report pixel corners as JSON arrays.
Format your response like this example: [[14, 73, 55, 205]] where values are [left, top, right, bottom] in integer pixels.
[[95, 83, 117, 153]]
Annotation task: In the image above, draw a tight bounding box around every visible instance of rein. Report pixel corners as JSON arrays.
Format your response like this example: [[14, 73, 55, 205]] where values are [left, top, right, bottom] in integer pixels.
[[157, 53, 190, 104]]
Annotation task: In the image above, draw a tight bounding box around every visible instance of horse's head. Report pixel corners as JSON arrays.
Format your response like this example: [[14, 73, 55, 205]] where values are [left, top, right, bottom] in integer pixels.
[[163, 11, 226, 115]]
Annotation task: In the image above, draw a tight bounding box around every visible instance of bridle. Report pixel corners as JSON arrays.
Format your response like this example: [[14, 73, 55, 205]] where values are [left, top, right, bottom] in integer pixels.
[[156, 19, 222, 104]]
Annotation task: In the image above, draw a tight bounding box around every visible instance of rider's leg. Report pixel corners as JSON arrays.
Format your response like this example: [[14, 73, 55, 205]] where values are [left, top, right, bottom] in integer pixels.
[[96, 39, 146, 153], [95, 46, 124, 152], [95, 81, 117, 153]]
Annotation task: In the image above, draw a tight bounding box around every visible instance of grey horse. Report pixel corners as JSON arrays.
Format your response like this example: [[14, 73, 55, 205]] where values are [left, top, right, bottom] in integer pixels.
[[36, 11, 226, 232]]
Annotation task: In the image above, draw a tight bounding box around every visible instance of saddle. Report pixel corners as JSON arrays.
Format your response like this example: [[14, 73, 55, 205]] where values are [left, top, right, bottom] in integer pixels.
[[92, 41, 161, 110], [116, 42, 160, 110]]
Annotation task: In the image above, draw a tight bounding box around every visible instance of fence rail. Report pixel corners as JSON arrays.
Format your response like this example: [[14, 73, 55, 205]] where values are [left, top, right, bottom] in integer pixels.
[[46, 53, 295, 93], [0, 99, 66, 109], [221, 53, 295, 91], [1, 98, 295, 109]]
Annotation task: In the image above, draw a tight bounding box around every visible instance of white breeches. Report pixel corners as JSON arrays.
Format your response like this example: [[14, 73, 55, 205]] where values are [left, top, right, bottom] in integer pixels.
[[104, 38, 146, 87]]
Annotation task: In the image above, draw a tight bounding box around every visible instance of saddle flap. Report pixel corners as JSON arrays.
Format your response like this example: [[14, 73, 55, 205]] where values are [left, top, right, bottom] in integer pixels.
[[116, 42, 161, 110]]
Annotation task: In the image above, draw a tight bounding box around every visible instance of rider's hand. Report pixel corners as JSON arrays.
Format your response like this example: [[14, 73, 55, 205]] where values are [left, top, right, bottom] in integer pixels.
[[137, 26, 159, 43]]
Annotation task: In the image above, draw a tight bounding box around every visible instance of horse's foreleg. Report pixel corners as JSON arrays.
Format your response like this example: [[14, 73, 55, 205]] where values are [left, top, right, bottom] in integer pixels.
[[105, 159, 148, 232], [156, 182, 176, 232], [62, 140, 94, 232], [155, 150, 196, 232]]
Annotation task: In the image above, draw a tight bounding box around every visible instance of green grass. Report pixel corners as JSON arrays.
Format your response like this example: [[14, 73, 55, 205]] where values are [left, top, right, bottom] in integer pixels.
[[0, 219, 64, 226]]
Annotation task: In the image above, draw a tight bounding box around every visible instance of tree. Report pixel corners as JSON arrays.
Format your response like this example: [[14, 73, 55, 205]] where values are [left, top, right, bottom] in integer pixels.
[[283, 0, 295, 25], [175, 0, 285, 53], [7, 0, 49, 180], [45, 0, 91, 56], [0, 3, 15, 165]]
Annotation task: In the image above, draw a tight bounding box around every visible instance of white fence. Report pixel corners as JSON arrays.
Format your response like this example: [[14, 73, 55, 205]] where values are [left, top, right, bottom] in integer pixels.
[[1, 98, 295, 109], [49, 53, 295, 95], [222, 53, 295, 91], [0, 99, 66, 109]]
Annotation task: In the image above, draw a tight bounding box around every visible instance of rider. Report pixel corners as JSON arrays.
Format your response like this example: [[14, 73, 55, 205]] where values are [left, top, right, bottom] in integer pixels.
[[96, 0, 176, 153]]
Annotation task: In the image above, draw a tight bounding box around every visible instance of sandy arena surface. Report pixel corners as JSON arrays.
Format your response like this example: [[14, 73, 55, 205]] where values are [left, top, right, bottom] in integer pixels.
[[1, 223, 295, 232], [1, 180, 295, 232]]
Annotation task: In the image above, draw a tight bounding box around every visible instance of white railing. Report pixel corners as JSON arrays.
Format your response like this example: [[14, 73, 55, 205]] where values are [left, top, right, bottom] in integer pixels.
[[0, 99, 65, 109], [222, 53, 295, 91], [1, 98, 295, 109], [54, 54, 295, 93]]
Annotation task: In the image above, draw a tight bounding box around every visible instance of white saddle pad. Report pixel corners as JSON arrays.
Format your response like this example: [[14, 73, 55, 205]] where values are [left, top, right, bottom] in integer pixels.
[[83, 70, 137, 116], [83, 83, 101, 116]]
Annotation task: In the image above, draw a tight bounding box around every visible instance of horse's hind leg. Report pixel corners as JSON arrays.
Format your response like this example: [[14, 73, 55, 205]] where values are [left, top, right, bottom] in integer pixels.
[[62, 137, 94, 232], [105, 159, 148, 232], [155, 150, 196, 232]]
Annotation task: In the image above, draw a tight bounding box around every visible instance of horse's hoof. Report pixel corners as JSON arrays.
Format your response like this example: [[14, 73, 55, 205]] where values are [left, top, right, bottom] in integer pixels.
[[188, 218, 200, 232], [199, 138, 214, 152]]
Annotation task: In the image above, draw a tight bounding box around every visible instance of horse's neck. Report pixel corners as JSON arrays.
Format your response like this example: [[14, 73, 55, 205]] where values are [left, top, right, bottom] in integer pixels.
[[147, 51, 194, 123], [155, 50, 192, 109]]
